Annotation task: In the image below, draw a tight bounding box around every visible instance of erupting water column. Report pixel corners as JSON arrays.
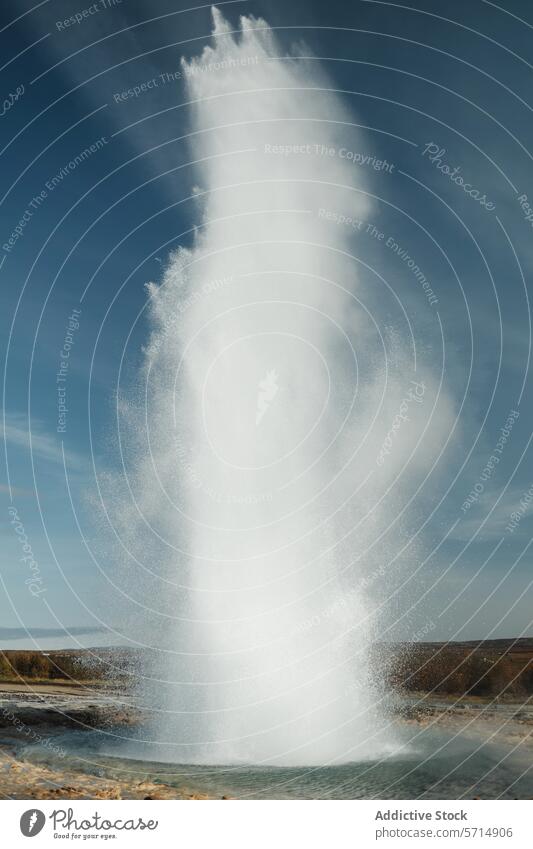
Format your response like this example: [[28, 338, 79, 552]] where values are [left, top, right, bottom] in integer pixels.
[[120, 8, 414, 765]]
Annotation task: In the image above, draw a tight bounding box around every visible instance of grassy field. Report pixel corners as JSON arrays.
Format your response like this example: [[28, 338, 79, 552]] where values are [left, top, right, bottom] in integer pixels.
[[0, 648, 132, 687], [377, 638, 533, 698], [1, 639, 532, 698]]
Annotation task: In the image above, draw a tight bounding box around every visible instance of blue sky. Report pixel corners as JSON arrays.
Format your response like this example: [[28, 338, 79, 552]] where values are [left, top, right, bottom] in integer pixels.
[[1, 0, 533, 648]]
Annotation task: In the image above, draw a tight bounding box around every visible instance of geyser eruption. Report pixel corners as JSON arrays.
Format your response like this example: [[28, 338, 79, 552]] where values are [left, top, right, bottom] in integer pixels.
[[105, 9, 442, 765]]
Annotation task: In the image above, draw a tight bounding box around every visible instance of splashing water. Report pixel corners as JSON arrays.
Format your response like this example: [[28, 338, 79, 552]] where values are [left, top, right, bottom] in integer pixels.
[[104, 9, 443, 766]]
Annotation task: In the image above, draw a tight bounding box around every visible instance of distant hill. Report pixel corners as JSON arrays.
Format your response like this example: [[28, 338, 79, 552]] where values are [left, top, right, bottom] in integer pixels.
[[1, 640, 532, 697], [374, 639, 533, 697]]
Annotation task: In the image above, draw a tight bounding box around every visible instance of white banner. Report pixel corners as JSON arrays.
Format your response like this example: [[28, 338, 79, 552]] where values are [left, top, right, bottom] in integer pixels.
[[1, 800, 531, 848]]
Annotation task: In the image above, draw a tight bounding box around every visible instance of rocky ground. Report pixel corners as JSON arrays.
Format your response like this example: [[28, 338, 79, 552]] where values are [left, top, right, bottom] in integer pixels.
[[0, 736, 214, 800], [0, 681, 531, 800], [0, 682, 218, 799], [395, 692, 533, 749]]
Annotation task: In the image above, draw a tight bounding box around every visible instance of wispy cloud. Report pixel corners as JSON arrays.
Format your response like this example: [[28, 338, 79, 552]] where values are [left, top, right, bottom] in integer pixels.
[[0, 626, 108, 641], [452, 486, 533, 543], [1, 413, 87, 472], [0, 483, 35, 498]]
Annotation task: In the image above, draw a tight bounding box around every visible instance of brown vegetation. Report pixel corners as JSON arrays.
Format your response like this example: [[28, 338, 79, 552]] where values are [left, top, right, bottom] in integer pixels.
[[379, 638, 533, 698], [2, 639, 532, 698], [0, 650, 108, 684]]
